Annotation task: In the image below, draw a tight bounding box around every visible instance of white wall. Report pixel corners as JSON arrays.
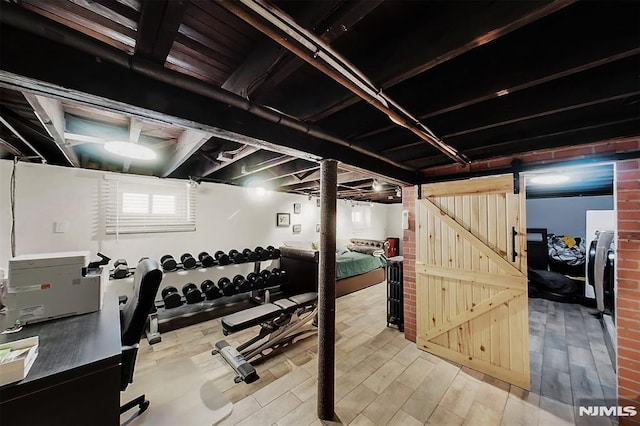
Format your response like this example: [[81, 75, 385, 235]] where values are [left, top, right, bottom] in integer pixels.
[[0, 160, 399, 271], [526, 195, 614, 238], [386, 204, 403, 254]]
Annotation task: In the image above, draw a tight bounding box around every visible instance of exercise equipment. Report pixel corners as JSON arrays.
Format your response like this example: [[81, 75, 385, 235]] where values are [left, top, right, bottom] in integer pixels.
[[213, 292, 318, 383], [113, 259, 130, 279], [233, 274, 252, 293], [229, 249, 245, 264], [260, 269, 279, 287], [215, 250, 231, 266], [161, 286, 182, 309], [218, 277, 237, 297], [201, 279, 222, 300], [198, 252, 215, 268], [247, 272, 265, 290], [161, 255, 178, 272], [254, 246, 269, 261], [182, 283, 202, 304], [242, 248, 258, 262], [272, 268, 288, 285], [181, 253, 197, 270], [266, 245, 281, 259]]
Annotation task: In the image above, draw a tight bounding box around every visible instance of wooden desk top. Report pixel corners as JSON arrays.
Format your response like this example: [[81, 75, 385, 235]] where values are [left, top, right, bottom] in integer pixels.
[[0, 291, 121, 396]]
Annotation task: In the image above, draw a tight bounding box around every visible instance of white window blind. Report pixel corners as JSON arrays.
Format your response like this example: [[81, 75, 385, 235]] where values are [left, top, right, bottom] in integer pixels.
[[104, 177, 196, 235]]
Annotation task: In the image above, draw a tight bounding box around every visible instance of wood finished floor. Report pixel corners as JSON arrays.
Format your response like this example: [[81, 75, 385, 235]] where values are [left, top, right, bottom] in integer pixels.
[[123, 283, 617, 425]]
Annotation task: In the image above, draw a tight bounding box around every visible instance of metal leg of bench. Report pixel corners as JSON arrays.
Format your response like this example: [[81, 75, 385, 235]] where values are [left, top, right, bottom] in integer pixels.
[[242, 307, 318, 361], [145, 312, 161, 344]]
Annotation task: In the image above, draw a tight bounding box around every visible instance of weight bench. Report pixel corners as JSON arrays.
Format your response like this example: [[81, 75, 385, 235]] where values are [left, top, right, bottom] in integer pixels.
[[213, 292, 318, 384]]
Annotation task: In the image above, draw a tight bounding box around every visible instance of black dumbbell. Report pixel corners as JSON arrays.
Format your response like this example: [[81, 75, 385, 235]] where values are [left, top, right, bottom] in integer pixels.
[[198, 252, 215, 268], [242, 248, 258, 262], [229, 249, 245, 263], [247, 272, 265, 290], [215, 250, 230, 266], [272, 268, 289, 285], [254, 246, 269, 261], [233, 274, 251, 293], [113, 259, 129, 279], [162, 286, 182, 309], [181, 253, 197, 269], [182, 283, 202, 304], [218, 277, 237, 297], [260, 269, 278, 287], [266, 245, 281, 259], [201, 279, 221, 300], [161, 255, 178, 271]]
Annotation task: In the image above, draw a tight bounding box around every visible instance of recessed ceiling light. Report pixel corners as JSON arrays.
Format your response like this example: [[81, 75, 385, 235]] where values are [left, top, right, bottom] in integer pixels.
[[104, 141, 156, 160], [530, 174, 570, 185]]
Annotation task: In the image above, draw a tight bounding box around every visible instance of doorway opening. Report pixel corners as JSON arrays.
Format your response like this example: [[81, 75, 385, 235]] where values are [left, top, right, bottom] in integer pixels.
[[524, 162, 616, 418]]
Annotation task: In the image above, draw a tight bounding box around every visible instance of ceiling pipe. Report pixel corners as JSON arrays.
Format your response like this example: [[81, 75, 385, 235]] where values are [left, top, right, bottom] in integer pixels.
[[232, 154, 294, 180], [0, 5, 414, 173], [0, 115, 47, 162], [224, 0, 470, 165]]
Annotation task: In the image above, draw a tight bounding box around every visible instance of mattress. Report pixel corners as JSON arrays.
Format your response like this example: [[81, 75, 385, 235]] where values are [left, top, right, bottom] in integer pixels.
[[336, 251, 386, 280]]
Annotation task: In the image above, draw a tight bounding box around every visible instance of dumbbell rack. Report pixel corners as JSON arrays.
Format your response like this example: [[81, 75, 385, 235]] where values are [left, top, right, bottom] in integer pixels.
[[147, 255, 284, 344]]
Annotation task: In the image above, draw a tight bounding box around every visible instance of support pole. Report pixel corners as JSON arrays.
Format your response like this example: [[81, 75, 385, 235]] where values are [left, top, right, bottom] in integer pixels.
[[317, 159, 337, 420]]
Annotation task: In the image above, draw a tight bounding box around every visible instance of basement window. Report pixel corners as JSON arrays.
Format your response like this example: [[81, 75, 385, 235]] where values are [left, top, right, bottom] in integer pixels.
[[104, 177, 196, 235]]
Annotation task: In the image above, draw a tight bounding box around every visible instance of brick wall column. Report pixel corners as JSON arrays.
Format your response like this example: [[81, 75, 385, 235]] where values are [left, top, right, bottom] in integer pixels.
[[402, 186, 417, 342], [616, 159, 640, 425]]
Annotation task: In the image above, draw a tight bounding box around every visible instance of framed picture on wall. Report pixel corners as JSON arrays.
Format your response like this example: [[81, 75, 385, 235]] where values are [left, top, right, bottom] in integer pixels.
[[277, 213, 290, 227], [292, 224, 302, 233], [316, 224, 320, 232], [293, 203, 301, 214]]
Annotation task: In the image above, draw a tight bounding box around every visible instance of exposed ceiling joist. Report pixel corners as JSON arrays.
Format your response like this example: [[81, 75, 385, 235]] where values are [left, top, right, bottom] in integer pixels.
[[199, 144, 259, 177], [249, 0, 384, 101], [305, 0, 576, 122], [232, 154, 293, 180], [0, 113, 46, 162], [221, 0, 469, 165], [161, 128, 211, 177], [135, 0, 187, 63], [0, 135, 25, 157], [280, 171, 369, 192], [23, 92, 79, 166], [221, 0, 343, 96]]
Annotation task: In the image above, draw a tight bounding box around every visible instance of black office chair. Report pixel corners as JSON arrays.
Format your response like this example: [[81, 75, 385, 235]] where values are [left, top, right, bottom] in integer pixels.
[[119, 258, 163, 419]]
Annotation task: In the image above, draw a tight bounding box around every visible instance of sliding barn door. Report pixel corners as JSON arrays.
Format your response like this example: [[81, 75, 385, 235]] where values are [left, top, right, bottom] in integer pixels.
[[416, 175, 530, 389]]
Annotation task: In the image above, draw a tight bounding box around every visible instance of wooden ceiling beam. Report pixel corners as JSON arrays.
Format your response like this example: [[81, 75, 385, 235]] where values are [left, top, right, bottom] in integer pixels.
[[23, 93, 80, 167], [162, 129, 211, 177], [0, 17, 416, 183], [231, 154, 294, 180], [249, 1, 384, 102], [135, 0, 187, 64], [302, 0, 576, 122], [0, 136, 24, 157], [411, 118, 640, 170], [221, 1, 376, 97]]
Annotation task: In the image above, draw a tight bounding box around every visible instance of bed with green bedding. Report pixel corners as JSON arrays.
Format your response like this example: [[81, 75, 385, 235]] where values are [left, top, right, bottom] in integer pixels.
[[336, 251, 387, 280]]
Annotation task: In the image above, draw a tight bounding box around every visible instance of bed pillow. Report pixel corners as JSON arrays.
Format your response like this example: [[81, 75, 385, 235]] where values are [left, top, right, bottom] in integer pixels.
[[336, 240, 349, 255]]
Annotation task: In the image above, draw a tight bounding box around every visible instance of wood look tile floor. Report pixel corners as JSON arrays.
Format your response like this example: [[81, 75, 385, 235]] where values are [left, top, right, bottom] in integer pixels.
[[122, 283, 617, 425]]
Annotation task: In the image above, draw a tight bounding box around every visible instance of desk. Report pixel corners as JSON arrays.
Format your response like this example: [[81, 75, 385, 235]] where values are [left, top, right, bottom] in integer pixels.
[[0, 292, 121, 426]]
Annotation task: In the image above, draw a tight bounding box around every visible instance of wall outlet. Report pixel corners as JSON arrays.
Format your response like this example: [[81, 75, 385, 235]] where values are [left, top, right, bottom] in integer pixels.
[[54, 221, 67, 233]]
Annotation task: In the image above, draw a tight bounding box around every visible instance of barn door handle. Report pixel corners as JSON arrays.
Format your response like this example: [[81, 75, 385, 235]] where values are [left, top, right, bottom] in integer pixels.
[[511, 227, 518, 262]]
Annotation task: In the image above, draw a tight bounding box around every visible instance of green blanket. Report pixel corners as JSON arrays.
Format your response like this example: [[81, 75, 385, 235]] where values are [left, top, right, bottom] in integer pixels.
[[336, 251, 386, 279]]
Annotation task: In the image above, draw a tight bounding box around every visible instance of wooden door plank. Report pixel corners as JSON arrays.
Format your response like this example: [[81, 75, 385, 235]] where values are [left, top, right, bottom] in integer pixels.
[[416, 263, 526, 290], [487, 194, 499, 274], [418, 289, 522, 341], [421, 176, 512, 197], [416, 339, 530, 390], [478, 195, 489, 272], [420, 198, 524, 277]]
